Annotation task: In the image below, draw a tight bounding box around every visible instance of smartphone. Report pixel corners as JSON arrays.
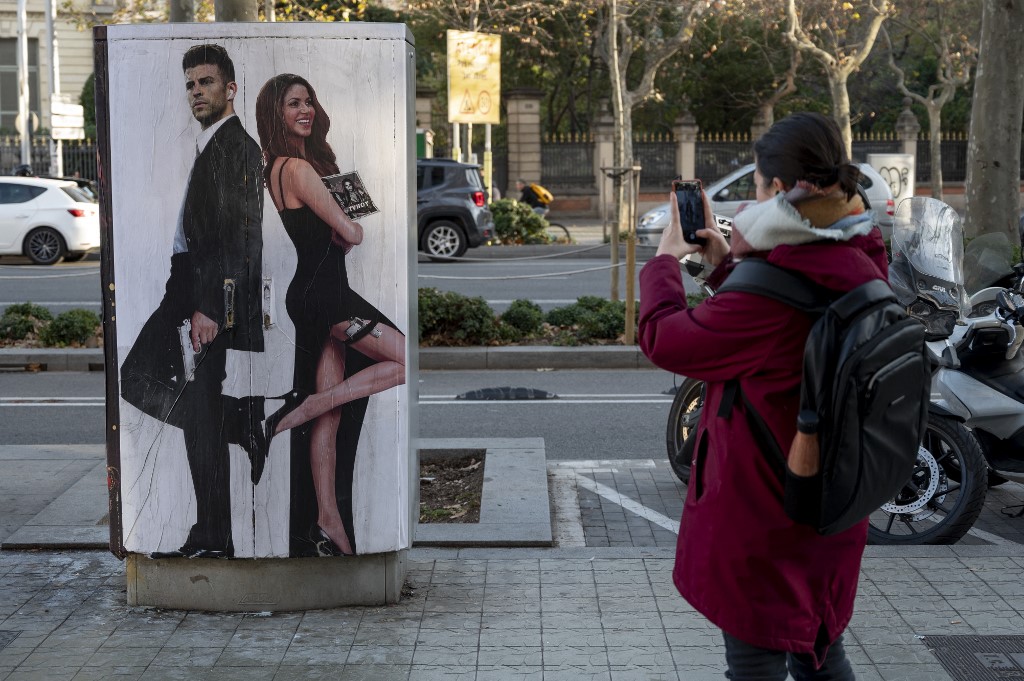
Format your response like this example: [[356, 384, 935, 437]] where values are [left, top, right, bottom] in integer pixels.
[[673, 179, 706, 246]]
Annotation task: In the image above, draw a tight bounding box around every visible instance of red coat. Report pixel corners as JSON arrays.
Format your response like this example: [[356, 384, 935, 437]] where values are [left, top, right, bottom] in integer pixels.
[[638, 231, 888, 663]]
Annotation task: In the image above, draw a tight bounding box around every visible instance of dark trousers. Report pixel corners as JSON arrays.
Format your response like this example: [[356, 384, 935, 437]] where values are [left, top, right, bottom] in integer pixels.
[[723, 632, 856, 681], [121, 254, 248, 554]]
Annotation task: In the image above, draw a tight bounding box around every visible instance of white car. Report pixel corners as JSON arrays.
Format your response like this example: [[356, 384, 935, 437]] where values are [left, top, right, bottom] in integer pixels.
[[637, 162, 896, 243], [0, 177, 100, 264]]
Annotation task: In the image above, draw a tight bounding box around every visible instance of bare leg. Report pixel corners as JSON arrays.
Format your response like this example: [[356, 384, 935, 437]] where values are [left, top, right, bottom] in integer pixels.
[[274, 321, 406, 434], [308, 335, 353, 554]]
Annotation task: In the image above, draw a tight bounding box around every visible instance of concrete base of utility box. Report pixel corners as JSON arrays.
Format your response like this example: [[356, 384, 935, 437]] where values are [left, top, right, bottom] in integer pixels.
[[126, 550, 407, 611]]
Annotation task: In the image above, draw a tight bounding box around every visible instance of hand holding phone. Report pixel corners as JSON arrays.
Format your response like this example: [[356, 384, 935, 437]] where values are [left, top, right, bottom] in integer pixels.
[[673, 180, 706, 247]]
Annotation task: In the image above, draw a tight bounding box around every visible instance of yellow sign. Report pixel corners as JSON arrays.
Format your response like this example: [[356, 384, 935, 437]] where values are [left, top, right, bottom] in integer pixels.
[[447, 30, 501, 125]]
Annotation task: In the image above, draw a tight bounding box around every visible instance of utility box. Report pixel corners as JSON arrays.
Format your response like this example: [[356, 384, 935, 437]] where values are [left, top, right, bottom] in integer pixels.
[[95, 22, 417, 610]]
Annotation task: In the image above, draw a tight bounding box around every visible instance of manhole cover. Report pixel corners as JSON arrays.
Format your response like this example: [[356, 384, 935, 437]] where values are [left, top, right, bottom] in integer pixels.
[[456, 387, 557, 400], [925, 636, 1024, 680], [0, 631, 20, 652]]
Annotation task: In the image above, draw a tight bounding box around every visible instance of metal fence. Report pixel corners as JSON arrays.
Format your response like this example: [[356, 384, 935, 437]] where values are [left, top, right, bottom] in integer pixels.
[[541, 134, 594, 189], [696, 142, 754, 185], [0, 138, 98, 180], [634, 135, 676, 189]]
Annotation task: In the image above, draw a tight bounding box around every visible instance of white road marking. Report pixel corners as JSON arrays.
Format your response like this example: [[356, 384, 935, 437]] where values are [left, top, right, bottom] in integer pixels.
[[548, 468, 587, 547], [552, 459, 657, 469], [574, 473, 680, 534], [0, 302, 99, 306], [0, 403, 104, 407], [420, 399, 672, 405]]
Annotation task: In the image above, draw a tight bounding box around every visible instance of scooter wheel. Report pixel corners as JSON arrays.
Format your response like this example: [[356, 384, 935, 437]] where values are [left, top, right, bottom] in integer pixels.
[[665, 378, 704, 485], [867, 416, 988, 545]]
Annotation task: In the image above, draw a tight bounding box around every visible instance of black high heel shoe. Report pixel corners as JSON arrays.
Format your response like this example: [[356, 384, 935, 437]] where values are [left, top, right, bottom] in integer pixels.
[[263, 389, 308, 449], [309, 524, 351, 557]]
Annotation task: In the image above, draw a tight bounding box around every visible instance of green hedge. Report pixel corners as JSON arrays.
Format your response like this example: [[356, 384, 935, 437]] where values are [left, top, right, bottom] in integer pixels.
[[489, 199, 551, 245], [419, 289, 640, 346], [0, 304, 99, 347]]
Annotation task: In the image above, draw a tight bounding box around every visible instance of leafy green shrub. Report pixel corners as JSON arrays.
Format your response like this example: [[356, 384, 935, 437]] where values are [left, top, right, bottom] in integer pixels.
[[418, 287, 498, 345], [544, 305, 582, 328], [500, 299, 544, 336], [3, 302, 53, 321], [0, 302, 54, 341], [577, 300, 627, 341], [0, 314, 35, 341], [542, 296, 639, 342], [39, 309, 101, 347], [490, 199, 550, 245]]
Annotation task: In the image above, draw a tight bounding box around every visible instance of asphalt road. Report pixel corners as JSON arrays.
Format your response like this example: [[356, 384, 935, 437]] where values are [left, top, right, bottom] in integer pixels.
[[0, 253, 700, 317], [0, 259, 102, 316], [0, 368, 679, 461]]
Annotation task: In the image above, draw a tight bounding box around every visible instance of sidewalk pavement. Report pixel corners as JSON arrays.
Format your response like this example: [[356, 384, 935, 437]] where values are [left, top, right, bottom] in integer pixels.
[[3, 443, 1024, 680]]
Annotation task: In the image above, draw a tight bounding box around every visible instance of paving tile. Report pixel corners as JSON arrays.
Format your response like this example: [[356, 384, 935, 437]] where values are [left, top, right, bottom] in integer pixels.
[[541, 645, 609, 667], [475, 644, 544, 666], [474, 667, 543, 680], [345, 644, 416, 665], [352, 625, 420, 646], [609, 668, 679, 681], [413, 629, 476, 647], [871, 663, 954, 681], [318, 666, 411, 681], [541, 628, 606, 649], [862, 642, 940, 665], [214, 645, 289, 667], [7, 668, 83, 681], [149, 646, 224, 667], [478, 629, 542, 648], [407, 665, 476, 681], [410, 644, 478, 666], [71, 668, 148, 680], [542, 666, 611, 681], [279, 644, 350, 666]]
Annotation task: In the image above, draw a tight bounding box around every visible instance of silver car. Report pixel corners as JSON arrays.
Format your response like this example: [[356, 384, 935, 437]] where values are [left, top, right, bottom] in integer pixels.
[[637, 162, 895, 244]]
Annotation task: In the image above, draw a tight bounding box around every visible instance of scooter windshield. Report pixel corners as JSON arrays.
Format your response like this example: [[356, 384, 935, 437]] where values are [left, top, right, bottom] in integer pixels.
[[890, 197, 964, 310]]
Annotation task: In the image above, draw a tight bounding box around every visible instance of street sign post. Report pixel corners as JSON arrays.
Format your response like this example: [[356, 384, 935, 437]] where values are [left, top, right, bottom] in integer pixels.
[[51, 101, 85, 140]]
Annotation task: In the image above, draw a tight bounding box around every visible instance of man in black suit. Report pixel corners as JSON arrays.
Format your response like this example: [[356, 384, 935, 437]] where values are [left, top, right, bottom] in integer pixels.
[[120, 44, 264, 559]]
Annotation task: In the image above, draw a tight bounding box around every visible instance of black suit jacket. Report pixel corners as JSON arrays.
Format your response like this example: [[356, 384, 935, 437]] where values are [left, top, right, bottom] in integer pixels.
[[182, 116, 265, 352]]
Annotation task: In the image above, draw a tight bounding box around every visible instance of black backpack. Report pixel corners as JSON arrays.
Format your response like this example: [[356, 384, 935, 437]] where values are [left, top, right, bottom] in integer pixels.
[[717, 257, 929, 535]]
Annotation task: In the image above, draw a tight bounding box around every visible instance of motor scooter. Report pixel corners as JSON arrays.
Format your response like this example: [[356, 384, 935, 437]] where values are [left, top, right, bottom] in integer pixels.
[[665, 197, 1024, 544]]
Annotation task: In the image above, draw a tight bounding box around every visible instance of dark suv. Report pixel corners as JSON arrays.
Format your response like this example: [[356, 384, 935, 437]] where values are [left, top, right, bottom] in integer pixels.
[[417, 158, 494, 258]]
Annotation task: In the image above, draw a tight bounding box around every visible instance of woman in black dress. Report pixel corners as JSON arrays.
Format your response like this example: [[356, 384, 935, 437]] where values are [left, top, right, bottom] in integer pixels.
[[255, 73, 406, 556]]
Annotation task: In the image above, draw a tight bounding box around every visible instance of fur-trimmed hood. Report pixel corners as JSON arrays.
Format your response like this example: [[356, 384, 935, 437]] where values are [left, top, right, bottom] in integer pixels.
[[731, 193, 875, 255]]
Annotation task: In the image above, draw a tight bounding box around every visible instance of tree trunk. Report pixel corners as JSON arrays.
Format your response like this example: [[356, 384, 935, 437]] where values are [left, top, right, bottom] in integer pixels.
[[169, 0, 193, 22], [828, 73, 853, 158], [925, 103, 943, 201], [215, 0, 257, 21], [607, 0, 624, 301], [964, 0, 1024, 241]]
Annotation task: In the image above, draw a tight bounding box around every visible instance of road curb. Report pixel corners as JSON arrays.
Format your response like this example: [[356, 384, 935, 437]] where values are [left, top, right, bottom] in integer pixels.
[[0, 346, 655, 372]]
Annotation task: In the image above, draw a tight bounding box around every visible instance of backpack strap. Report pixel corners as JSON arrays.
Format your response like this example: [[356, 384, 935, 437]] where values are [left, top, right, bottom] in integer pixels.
[[716, 258, 829, 314], [719, 379, 787, 491], [715, 259, 829, 493]]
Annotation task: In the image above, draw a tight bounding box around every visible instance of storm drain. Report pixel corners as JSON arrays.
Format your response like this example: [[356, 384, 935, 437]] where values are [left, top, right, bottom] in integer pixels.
[[924, 635, 1024, 680], [0, 631, 20, 652], [456, 387, 558, 400]]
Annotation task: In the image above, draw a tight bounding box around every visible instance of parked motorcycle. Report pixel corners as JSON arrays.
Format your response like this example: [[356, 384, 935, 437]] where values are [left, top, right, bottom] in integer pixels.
[[665, 197, 1024, 545]]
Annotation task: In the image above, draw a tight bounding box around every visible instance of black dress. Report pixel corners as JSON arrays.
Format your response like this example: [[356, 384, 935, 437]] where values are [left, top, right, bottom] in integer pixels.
[[276, 162, 396, 556]]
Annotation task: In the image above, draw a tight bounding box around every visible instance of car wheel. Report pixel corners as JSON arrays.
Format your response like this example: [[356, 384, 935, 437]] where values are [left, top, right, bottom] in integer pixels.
[[25, 227, 66, 265], [63, 252, 88, 263], [421, 221, 467, 260]]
